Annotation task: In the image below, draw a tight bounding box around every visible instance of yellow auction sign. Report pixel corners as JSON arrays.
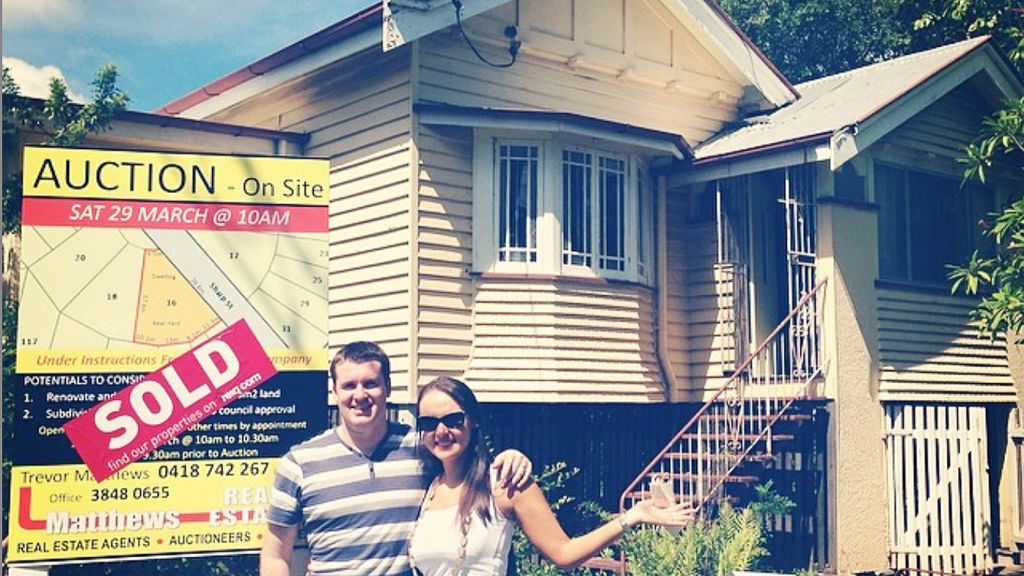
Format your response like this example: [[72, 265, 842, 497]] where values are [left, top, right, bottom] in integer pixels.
[[23, 146, 328, 206], [16, 146, 330, 374], [7, 459, 276, 563], [9, 146, 330, 567]]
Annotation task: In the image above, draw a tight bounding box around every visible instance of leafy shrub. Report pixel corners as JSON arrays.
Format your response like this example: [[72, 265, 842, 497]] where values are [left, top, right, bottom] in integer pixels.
[[622, 483, 794, 576]]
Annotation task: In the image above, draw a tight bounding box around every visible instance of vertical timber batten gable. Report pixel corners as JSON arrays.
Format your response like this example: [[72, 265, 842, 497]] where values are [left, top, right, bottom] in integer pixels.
[[203, 47, 418, 399], [418, 1, 744, 142]]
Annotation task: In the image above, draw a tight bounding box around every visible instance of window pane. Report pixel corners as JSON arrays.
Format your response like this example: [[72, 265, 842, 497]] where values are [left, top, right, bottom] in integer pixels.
[[908, 171, 956, 284], [498, 144, 538, 263], [599, 156, 626, 271], [876, 164, 993, 284], [876, 164, 908, 280], [563, 150, 592, 266]]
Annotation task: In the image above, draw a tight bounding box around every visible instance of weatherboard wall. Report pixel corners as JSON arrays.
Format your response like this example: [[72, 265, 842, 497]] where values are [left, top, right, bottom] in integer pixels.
[[201, 47, 419, 399], [869, 81, 1014, 403], [413, 124, 476, 387], [465, 276, 665, 403]]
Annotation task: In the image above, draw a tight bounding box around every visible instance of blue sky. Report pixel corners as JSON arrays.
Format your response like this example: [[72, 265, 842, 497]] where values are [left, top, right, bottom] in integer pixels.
[[2, 0, 372, 112]]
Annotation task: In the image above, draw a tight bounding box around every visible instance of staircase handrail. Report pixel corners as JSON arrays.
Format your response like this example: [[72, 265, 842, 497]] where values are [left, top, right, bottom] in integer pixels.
[[618, 277, 828, 514]]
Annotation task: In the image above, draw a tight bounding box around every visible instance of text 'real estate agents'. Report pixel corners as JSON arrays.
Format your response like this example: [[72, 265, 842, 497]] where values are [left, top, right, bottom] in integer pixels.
[[63, 319, 278, 482]]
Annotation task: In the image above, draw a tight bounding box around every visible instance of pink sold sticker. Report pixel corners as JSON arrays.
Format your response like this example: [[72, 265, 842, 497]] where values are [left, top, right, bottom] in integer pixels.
[[63, 320, 278, 482]]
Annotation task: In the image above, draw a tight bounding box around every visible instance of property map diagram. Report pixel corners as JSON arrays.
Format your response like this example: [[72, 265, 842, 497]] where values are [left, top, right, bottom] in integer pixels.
[[16, 226, 327, 373]]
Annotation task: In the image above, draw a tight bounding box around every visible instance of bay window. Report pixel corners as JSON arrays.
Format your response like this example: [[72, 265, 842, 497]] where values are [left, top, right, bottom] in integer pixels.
[[476, 132, 653, 284]]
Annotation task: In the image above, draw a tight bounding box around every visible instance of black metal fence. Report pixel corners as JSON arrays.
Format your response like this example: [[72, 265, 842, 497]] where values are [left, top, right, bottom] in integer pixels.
[[481, 402, 703, 515], [480, 401, 833, 572]]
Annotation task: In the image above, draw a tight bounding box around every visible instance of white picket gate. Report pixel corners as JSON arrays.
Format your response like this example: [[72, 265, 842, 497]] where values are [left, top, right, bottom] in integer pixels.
[[884, 404, 992, 575]]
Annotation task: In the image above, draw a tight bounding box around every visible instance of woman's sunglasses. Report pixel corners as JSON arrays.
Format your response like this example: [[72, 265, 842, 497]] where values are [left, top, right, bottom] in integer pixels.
[[417, 411, 467, 432]]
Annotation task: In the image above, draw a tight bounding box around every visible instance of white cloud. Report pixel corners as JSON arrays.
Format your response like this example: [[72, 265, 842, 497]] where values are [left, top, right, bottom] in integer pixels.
[[2, 57, 86, 102], [2, 0, 82, 28]]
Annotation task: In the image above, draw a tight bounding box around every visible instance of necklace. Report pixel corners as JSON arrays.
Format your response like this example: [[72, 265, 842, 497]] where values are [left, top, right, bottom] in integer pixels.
[[413, 477, 471, 576]]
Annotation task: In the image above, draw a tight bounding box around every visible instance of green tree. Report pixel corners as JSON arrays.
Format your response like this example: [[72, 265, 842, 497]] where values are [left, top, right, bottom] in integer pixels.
[[2, 64, 129, 228], [947, 96, 1024, 336], [925, 1, 1024, 336], [718, 0, 1021, 84], [2, 63, 128, 559], [719, 0, 911, 83], [912, 0, 1023, 63]]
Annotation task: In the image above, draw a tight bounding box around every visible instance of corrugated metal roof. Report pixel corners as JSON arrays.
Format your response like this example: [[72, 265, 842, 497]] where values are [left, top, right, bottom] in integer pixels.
[[692, 36, 990, 162]]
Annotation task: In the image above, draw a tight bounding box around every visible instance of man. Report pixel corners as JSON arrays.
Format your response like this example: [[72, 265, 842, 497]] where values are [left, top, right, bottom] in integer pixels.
[[261, 341, 531, 576]]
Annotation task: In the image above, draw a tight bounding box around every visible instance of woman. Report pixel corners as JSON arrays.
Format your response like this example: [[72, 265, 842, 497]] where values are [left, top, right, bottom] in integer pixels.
[[408, 376, 696, 575]]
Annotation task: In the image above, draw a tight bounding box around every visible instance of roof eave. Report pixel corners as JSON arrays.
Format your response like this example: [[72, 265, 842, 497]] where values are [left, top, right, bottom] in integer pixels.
[[692, 132, 831, 166], [832, 37, 1024, 169], [665, 0, 799, 109], [415, 102, 693, 159]]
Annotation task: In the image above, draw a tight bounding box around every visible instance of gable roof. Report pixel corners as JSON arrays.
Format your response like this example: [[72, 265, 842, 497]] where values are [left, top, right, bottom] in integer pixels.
[[158, 0, 795, 119], [692, 36, 1023, 166]]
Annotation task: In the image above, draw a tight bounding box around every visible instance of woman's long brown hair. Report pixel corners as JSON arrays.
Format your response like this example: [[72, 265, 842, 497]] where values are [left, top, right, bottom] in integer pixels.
[[417, 376, 493, 526]]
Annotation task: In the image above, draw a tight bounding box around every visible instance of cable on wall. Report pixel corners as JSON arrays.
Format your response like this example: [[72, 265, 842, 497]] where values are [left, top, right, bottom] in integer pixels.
[[451, 0, 520, 69]]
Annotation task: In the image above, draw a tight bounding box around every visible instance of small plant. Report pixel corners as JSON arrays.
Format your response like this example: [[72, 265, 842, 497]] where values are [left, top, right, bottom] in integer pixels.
[[622, 483, 794, 576]]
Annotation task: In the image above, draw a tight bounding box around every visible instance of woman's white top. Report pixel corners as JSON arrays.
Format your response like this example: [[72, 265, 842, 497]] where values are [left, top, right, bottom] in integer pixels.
[[408, 486, 515, 575]]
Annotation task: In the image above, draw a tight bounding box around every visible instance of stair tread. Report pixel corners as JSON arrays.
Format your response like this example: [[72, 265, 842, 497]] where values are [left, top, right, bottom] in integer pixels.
[[581, 557, 625, 571], [677, 433, 795, 441], [650, 472, 760, 483], [624, 491, 738, 505], [665, 452, 777, 462], [699, 413, 813, 422], [708, 395, 824, 403]]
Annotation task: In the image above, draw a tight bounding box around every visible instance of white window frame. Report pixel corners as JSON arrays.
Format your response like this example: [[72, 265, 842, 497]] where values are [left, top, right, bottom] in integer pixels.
[[473, 129, 651, 284], [635, 159, 653, 284], [495, 141, 541, 265]]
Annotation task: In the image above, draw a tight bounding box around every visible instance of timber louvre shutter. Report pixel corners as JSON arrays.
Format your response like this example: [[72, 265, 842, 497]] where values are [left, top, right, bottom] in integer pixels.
[[883, 403, 992, 574]]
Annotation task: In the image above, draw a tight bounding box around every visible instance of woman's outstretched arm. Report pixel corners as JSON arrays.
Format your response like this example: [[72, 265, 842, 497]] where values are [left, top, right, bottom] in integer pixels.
[[496, 482, 694, 570]]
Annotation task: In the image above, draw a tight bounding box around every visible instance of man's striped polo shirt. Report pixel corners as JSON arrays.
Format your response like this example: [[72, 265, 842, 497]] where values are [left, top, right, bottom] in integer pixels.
[[267, 422, 428, 576]]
